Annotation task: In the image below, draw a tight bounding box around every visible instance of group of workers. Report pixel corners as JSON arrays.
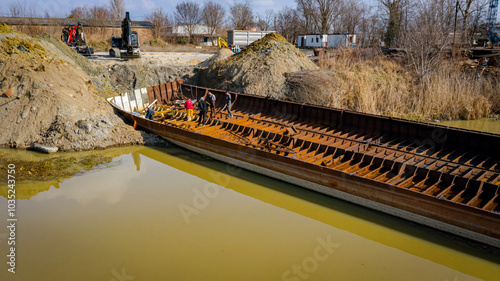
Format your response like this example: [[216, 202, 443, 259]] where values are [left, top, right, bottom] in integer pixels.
[[142, 91, 233, 126], [184, 91, 233, 126]]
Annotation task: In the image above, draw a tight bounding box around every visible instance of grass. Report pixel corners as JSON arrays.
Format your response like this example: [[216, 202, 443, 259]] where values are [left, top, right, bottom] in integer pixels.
[[88, 40, 110, 52], [0, 23, 16, 34], [287, 48, 499, 121], [0, 36, 47, 61], [0, 155, 112, 182]]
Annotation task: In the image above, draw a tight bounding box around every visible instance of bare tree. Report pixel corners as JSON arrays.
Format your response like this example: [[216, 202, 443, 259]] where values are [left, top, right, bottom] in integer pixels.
[[403, 0, 452, 79], [456, 0, 488, 45], [335, 0, 366, 34], [202, 1, 225, 45], [230, 1, 254, 30], [458, 0, 475, 29], [296, 0, 316, 33], [146, 7, 171, 39], [89, 6, 111, 20], [69, 6, 91, 20], [25, 4, 42, 34], [109, 0, 125, 19], [9, 2, 26, 17], [175, 1, 201, 43], [358, 8, 385, 47], [311, 0, 346, 34], [465, 0, 488, 44], [88, 6, 112, 35], [276, 7, 301, 43], [378, 0, 412, 47], [256, 9, 275, 31]]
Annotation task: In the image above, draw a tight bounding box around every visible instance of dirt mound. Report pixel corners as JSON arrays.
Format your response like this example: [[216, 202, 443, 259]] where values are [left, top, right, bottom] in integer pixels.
[[106, 63, 195, 93], [0, 23, 17, 34], [199, 48, 234, 68], [200, 33, 318, 98], [0, 28, 165, 151]]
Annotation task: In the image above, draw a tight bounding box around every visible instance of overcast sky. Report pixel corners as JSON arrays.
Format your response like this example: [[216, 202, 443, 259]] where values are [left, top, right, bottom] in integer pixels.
[[1, 0, 377, 21]]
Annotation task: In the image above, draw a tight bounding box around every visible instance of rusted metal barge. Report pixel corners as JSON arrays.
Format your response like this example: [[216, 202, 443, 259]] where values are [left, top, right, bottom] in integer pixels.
[[109, 80, 500, 248]]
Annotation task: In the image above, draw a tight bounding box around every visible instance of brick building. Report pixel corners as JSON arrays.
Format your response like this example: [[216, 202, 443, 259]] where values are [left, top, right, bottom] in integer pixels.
[[0, 17, 154, 42]]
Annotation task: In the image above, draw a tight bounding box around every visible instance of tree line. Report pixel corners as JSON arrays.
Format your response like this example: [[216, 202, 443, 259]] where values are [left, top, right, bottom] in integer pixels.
[[4, 0, 494, 48]]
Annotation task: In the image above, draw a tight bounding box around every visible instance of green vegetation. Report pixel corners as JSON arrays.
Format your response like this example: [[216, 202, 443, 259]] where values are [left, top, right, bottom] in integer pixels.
[[0, 24, 16, 34], [0, 36, 46, 61], [0, 154, 112, 182], [99, 85, 120, 98]]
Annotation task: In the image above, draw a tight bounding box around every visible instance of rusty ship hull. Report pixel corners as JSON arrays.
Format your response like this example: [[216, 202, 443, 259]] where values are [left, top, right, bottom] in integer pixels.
[[109, 80, 500, 248]]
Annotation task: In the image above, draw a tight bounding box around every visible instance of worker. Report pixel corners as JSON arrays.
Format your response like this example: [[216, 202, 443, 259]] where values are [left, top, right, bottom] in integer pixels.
[[197, 97, 208, 126], [145, 107, 155, 120], [207, 91, 216, 118], [225, 92, 233, 118], [184, 99, 194, 121], [62, 26, 70, 42], [76, 22, 84, 46]]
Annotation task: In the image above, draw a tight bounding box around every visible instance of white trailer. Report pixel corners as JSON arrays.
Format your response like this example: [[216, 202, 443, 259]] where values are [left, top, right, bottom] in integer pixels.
[[326, 34, 356, 48], [297, 34, 327, 48], [297, 34, 356, 48], [227, 30, 275, 47]]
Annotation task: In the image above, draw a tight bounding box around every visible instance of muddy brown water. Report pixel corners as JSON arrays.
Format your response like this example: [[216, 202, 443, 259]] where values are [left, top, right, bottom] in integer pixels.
[[438, 118, 500, 135], [0, 145, 499, 280]]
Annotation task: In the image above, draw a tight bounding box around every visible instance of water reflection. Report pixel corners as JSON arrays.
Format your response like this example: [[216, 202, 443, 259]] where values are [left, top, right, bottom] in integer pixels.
[[132, 151, 141, 171], [439, 118, 500, 135], [0, 146, 498, 281]]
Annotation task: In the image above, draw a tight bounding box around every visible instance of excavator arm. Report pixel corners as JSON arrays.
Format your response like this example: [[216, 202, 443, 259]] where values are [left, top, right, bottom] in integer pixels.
[[218, 37, 228, 48]]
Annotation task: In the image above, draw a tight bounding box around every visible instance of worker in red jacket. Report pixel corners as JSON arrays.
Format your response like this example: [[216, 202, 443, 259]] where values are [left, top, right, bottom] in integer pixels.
[[184, 99, 194, 121]]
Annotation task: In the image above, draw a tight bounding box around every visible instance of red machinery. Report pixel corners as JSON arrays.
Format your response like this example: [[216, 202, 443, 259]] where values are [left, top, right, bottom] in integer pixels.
[[61, 22, 94, 56]]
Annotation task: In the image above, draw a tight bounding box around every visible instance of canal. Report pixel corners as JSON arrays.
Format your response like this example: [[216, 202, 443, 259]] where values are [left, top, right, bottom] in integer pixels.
[[0, 145, 499, 280]]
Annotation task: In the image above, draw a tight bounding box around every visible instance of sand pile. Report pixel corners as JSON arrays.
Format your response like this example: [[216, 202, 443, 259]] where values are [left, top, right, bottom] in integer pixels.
[[200, 33, 318, 98], [199, 48, 234, 68], [0, 28, 164, 151]]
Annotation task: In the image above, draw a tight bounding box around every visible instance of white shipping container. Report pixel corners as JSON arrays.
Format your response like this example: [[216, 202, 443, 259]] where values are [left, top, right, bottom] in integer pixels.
[[227, 30, 275, 47]]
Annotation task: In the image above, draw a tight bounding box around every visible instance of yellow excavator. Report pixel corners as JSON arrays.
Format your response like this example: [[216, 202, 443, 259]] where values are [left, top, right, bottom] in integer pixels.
[[218, 37, 229, 48]]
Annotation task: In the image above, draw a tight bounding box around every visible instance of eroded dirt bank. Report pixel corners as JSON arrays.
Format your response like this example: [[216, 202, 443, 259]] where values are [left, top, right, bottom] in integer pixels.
[[0, 26, 206, 151]]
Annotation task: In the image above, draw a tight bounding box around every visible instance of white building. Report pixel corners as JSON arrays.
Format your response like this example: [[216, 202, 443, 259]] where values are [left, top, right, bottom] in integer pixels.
[[297, 34, 326, 48], [171, 24, 211, 37], [170, 24, 220, 46], [297, 34, 356, 48]]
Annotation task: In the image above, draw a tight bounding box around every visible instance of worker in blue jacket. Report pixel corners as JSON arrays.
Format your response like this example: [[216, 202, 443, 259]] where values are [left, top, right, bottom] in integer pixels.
[[145, 107, 155, 120]]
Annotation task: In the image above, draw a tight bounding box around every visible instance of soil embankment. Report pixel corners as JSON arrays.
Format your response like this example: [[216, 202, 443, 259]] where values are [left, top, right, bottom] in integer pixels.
[[200, 33, 318, 98], [0, 26, 189, 151]]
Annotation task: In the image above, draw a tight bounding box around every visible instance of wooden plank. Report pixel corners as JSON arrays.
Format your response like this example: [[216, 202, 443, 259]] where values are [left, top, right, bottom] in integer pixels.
[[160, 83, 167, 104], [147, 86, 154, 103], [166, 82, 173, 101], [153, 85, 161, 102]]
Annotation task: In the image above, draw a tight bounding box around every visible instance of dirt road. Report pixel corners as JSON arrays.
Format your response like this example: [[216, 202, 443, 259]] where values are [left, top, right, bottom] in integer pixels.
[[90, 52, 215, 66]]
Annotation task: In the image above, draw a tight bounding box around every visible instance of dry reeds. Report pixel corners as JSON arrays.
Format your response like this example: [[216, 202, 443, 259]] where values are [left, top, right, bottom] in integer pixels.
[[286, 48, 499, 121]]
